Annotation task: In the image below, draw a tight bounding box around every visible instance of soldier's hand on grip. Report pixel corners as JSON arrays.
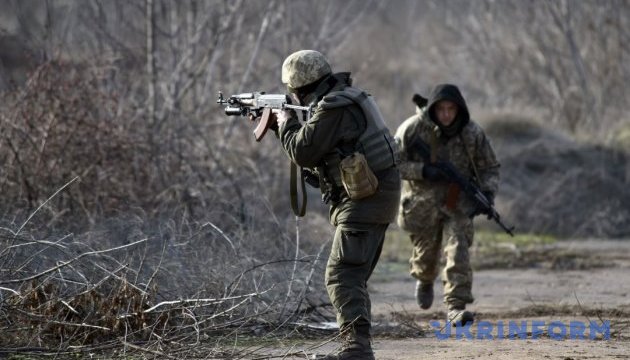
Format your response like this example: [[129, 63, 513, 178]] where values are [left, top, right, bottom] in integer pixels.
[[471, 191, 494, 219], [482, 191, 494, 206], [272, 109, 295, 128], [422, 163, 449, 182]]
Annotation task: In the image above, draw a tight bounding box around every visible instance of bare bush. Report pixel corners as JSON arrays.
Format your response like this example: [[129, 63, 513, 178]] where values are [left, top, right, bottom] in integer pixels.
[[484, 115, 630, 238], [1, 61, 137, 226], [0, 209, 334, 357]]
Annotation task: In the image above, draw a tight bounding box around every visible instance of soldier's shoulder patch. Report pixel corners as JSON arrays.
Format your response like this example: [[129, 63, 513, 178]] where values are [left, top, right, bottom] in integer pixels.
[[317, 93, 355, 110]]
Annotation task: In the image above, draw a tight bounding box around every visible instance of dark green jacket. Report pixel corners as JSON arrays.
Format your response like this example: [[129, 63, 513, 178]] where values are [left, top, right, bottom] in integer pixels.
[[279, 73, 400, 225]]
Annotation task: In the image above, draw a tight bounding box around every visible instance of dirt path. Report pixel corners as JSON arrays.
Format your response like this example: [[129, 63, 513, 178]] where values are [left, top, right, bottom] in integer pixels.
[[268, 240, 630, 359]]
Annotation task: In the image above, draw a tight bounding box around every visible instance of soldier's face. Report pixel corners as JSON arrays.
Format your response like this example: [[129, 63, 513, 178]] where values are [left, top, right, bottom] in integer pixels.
[[435, 100, 458, 127]]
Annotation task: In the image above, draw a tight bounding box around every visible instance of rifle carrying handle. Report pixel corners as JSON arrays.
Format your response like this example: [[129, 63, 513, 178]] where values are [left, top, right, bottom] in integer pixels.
[[253, 107, 277, 142]]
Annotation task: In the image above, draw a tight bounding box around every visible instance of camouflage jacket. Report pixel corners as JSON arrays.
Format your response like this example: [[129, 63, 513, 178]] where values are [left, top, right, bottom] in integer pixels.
[[279, 73, 400, 226], [394, 84, 500, 231]]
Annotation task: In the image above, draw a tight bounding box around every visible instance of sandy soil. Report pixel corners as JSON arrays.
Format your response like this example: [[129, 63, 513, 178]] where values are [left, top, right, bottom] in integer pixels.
[[266, 240, 630, 359]]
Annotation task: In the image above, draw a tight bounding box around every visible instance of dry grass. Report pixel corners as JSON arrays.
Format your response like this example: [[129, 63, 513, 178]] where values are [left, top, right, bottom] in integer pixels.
[[0, 216, 335, 358]]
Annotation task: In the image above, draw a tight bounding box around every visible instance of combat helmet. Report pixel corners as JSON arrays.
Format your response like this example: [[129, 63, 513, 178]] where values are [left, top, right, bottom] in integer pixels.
[[281, 50, 332, 90]]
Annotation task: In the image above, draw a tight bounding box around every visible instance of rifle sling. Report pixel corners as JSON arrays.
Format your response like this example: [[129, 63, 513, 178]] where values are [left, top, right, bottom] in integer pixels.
[[459, 133, 481, 184], [290, 161, 307, 217], [430, 127, 438, 164]]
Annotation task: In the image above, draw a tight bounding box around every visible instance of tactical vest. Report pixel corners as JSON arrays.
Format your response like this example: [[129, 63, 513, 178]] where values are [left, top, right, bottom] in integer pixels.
[[318, 86, 398, 187]]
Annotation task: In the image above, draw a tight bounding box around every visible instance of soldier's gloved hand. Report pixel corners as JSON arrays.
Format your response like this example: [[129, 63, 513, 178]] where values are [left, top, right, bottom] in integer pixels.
[[273, 109, 295, 128], [482, 191, 495, 206], [422, 164, 449, 182], [471, 192, 495, 219], [470, 204, 485, 218]]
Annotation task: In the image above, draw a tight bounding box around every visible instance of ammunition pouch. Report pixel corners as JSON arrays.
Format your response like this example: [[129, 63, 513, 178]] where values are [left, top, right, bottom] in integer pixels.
[[339, 152, 378, 200]]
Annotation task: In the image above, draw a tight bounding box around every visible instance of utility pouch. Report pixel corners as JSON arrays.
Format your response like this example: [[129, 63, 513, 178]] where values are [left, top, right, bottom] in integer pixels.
[[339, 152, 378, 200]]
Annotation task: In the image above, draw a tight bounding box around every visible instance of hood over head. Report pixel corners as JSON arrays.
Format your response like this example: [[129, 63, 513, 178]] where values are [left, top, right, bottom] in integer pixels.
[[426, 84, 470, 139]]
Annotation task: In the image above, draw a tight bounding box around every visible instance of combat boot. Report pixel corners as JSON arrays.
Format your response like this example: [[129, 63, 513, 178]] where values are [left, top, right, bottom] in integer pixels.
[[447, 306, 474, 327], [415, 280, 434, 310], [317, 330, 374, 360]]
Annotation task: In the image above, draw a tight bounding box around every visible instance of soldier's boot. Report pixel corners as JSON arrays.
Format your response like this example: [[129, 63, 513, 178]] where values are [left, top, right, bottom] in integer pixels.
[[447, 306, 474, 327], [318, 330, 374, 360], [415, 280, 434, 310]]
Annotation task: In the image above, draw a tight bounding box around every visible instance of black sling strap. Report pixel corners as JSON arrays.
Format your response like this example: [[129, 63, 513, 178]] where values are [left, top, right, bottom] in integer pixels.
[[290, 161, 307, 217]]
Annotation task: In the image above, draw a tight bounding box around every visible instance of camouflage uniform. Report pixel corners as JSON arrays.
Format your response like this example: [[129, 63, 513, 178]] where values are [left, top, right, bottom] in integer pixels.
[[395, 84, 499, 309], [279, 71, 400, 345]]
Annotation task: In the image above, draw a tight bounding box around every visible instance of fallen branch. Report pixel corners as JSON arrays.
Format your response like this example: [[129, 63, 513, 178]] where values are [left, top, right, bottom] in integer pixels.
[[0, 238, 148, 285], [143, 288, 271, 313]]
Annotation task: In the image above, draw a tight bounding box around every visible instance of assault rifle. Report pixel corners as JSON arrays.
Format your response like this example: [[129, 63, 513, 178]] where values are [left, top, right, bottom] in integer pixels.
[[217, 92, 312, 141], [411, 138, 515, 236]]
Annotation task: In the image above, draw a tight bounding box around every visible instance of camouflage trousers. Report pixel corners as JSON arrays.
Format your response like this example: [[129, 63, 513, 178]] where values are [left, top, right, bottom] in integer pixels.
[[409, 211, 474, 309], [325, 222, 388, 333]]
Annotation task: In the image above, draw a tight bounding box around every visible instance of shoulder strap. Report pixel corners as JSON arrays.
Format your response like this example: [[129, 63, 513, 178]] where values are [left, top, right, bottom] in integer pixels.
[[430, 128, 438, 164], [290, 161, 307, 217], [458, 133, 481, 182]]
